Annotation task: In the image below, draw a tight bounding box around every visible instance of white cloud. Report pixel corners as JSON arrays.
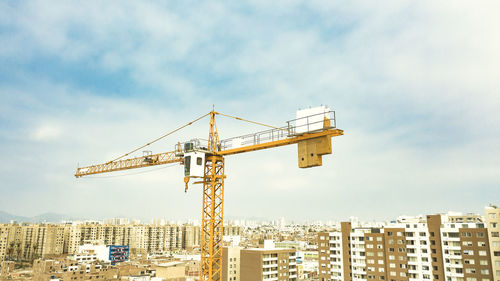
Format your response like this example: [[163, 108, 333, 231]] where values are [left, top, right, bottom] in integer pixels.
[[31, 124, 62, 141], [1, 0, 499, 220]]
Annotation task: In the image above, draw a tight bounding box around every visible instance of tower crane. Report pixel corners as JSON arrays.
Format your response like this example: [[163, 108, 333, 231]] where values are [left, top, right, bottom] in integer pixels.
[[74, 106, 343, 281]]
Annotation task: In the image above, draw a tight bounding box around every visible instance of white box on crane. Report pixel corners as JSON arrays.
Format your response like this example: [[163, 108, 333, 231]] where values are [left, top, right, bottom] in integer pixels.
[[184, 151, 205, 178], [295, 105, 331, 134]]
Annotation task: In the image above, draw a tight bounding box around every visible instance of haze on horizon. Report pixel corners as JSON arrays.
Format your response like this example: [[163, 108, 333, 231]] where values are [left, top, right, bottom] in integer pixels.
[[0, 1, 499, 222]]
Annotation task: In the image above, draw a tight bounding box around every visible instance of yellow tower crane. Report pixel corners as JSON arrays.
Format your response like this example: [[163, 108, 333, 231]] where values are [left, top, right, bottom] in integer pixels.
[[75, 106, 343, 281]]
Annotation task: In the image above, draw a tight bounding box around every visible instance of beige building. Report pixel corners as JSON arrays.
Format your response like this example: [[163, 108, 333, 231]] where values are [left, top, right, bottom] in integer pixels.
[[240, 247, 297, 281], [0, 226, 9, 262], [222, 246, 241, 281], [33, 258, 119, 281], [0, 222, 221, 262], [0, 261, 15, 277], [153, 261, 186, 281], [485, 205, 500, 281]]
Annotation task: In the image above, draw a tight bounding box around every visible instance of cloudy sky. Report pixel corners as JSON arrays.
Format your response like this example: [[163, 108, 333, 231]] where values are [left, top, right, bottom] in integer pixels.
[[1, 1, 499, 222]]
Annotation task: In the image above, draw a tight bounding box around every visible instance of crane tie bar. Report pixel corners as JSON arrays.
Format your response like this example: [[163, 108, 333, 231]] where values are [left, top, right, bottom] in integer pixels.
[[215, 112, 286, 132], [107, 112, 211, 164]]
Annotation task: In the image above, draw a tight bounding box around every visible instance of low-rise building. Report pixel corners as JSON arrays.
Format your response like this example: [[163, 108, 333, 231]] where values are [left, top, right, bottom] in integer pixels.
[[240, 247, 297, 281]]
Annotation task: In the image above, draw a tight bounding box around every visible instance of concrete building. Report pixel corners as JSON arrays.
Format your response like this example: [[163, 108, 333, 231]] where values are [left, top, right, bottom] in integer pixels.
[[319, 212, 496, 281], [222, 246, 241, 281], [485, 205, 500, 281], [32, 258, 119, 281], [0, 261, 15, 277], [240, 247, 297, 281], [153, 261, 186, 281], [0, 222, 221, 261], [0, 226, 8, 262]]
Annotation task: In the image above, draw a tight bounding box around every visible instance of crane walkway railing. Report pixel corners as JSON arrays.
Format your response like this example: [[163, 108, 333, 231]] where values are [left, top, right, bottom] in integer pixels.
[[220, 110, 336, 151], [173, 110, 336, 154]]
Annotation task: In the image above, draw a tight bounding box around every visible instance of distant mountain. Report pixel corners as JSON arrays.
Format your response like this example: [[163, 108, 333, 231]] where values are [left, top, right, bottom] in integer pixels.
[[0, 210, 83, 224], [0, 210, 29, 223]]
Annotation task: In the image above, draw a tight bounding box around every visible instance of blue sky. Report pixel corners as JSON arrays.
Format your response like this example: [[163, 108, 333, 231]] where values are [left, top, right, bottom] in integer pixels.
[[0, 0, 499, 222]]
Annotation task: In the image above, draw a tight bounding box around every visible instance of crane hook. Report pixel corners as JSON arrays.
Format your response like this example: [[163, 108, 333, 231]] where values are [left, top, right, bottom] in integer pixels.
[[184, 177, 190, 193]]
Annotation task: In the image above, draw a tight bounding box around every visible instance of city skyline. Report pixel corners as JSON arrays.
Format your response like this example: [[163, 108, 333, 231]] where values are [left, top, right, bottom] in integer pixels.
[[1, 1, 499, 221]]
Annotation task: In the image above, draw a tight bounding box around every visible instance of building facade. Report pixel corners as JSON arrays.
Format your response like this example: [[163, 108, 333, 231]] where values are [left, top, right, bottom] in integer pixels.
[[0, 222, 234, 262], [319, 212, 495, 281], [222, 246, 242, 281], [485, 205, 500, 281], [240, 247, 297, 281]]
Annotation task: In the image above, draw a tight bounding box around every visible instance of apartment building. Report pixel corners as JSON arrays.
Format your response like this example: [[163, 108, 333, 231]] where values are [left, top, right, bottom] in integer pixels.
[[319, 212, 496, 281], [0, 222, 222, 261], [485, 205, 500, 281], [222, 246, 242, 281], [0, 226, 8, 262], [240, 247, 297, 281]]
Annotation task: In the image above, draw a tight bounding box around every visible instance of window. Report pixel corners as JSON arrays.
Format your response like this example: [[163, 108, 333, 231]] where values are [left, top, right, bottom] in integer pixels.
[[489, 213, 497, 219], [476, 232, 485, 238], [464, 259, 475, 265], [491, 222, 498, 228], [479, 250, 487, 256], [480, 269, 489, 275], [492, 232, 499, 238], [466, 268, 476, 274], [479, 260, 488, 265]]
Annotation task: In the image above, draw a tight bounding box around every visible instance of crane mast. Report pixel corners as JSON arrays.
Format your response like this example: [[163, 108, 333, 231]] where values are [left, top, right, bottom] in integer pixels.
[[74, 107, 343, 281], [201, 111, 225, 280]]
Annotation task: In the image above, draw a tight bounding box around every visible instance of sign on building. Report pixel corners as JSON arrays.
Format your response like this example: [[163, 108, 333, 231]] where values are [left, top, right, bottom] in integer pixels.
[[109, 245, 129, 265]]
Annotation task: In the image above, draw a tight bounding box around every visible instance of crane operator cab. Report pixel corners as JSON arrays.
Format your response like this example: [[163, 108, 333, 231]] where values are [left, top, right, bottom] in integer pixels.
[[181, 140, 207, 192], [184, 152, 205, 178]]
